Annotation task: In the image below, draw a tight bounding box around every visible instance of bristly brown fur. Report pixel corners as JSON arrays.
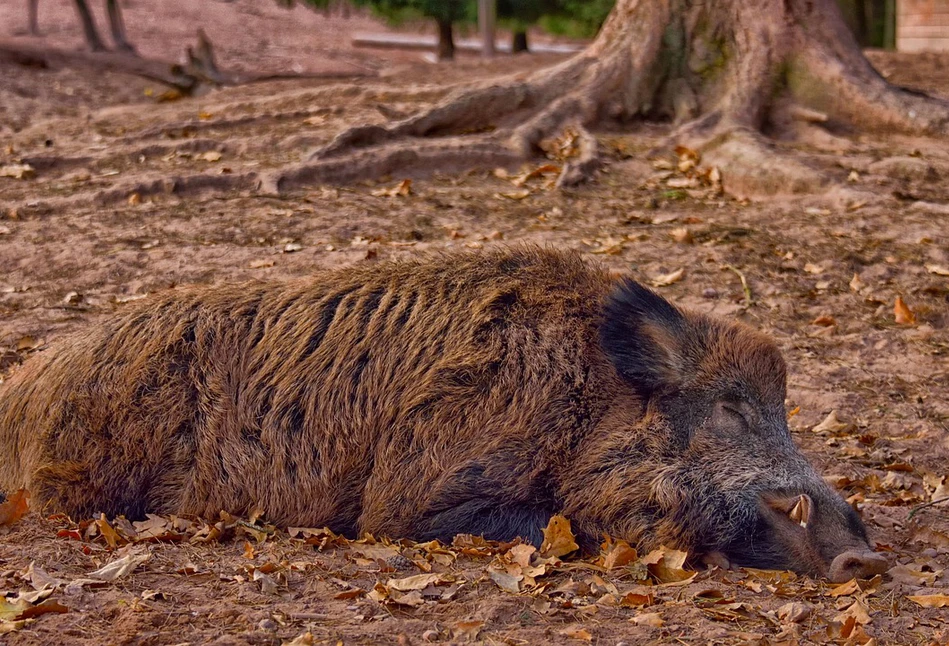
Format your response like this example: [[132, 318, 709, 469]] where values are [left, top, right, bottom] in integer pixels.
[[0, 246, 877, 576]]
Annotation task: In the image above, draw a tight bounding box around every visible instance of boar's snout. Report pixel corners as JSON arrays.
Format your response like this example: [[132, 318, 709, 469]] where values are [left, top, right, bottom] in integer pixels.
[[828, 550, 888, 583], [755, 490, 887, 581]]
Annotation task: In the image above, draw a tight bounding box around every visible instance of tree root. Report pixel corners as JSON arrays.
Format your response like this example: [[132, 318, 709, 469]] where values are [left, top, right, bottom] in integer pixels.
[[265, 136, 524, 192]]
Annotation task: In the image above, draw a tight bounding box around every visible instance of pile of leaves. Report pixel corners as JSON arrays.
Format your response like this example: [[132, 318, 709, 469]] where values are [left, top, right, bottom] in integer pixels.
[[2, 493, 948, 643]]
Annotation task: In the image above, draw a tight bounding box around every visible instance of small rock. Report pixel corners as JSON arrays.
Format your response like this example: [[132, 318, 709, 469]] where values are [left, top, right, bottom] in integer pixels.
[[257, 618, 278, 632], [422, 630, 439, 642], [702, 288, 718, 299]]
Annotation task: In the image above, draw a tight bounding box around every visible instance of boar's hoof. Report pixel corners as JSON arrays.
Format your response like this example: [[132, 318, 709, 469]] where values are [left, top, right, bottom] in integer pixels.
[[701, 551, 732, 570], [828, 550, 888, 583]]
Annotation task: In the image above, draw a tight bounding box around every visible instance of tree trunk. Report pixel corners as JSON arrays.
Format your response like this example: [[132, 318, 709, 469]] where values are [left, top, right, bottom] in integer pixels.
[[512, 30, 529, 54], [436, 19, 455, 62], [72, 0, 107, 52], [28, 0, 40, 36], [266, 0, 949, 195], [106, 0, 135, 54]]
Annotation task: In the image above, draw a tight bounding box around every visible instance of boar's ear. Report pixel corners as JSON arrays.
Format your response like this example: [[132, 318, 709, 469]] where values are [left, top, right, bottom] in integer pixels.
[[599, 278, 689, 395]]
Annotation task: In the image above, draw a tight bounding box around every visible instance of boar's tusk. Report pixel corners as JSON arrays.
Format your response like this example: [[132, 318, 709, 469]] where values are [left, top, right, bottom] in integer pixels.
[[788, 494, 811, 529]]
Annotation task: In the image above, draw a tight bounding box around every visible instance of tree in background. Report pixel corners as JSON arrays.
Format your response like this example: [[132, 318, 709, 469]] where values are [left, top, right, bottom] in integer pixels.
[[496, 0, 558, 53], [26, 0, 135, 52], [272, 0, 949, 195], [298, 0, 470, 60]]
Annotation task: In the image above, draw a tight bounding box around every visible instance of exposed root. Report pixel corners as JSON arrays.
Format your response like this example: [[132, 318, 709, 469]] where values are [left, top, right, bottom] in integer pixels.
[[700, 129, 826, 197], [95, 172, 260, 205], [265, 137, 524, 193]]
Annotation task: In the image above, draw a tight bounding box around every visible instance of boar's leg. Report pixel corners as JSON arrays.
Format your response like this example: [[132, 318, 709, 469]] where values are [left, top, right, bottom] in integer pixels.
[[416, 501, 553, 545], [359, 456, 560, 545]]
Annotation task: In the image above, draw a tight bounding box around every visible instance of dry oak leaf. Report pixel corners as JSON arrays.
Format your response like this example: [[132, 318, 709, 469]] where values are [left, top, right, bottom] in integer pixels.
[[887, 563, 940, 587], [827, 578, 861, 598], [451, 620, 484, 642], [540, 515, 579, 558], [387, 572, 454, 592], [908, 593, 949, 608], [643, 546, 696, 584], [925, 264, 949, 277], [894, 295, 916, 325], [777, 601, 812, 623], [372, 179, 412, 198], [601, 537, 638, 571], [89, 548, 151, 581], [559, 626, 593, 642], [812, 410, 851, 435], [834, 599, 872, 625], [631, 612, 664, 627], [0, 489, 29, 527], [0, 164, 35, 180], [650, 268, 685, 287]]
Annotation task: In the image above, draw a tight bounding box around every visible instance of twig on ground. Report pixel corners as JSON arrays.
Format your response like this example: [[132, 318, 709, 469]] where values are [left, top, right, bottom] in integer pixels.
[[724, 264, 753, 307]]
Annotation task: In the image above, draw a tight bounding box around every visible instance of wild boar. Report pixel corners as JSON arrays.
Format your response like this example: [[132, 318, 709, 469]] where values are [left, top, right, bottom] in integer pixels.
[[0, 247, 886, 582]]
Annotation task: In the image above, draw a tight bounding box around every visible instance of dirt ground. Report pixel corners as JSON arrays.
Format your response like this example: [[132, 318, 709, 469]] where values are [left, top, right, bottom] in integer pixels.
[[1, 1, 949, 644]]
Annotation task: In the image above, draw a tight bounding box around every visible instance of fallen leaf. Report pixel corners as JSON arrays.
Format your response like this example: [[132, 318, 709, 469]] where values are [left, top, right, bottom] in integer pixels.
[[650, 268, 685, 287], [283, 631, 315, 646], [0, 619, 30, 634], [488, 567, 523, 593], [540, 515, 579, 558], [0, 164, 35, 180], [507, 543, 536, 568], [451, 620, 483, 642], [89, 549, 151, 581], [777, 601, 811, 623], [908, 593, 949, 608], [849, 273, 865, 292], [253, 569, 279, 594], [828, 578, 860, 597], [387, 573, 453, 592], [812, 315, 837, 327], [200, 151, 222, 162], [496, 189, 531, 200], [0, 489, 29, 526], [894, 295, 916, 325], [249, 259, 275, 269], [834, 599, 871, 625], [372, 179, 412, 198], [804, 263, 824, 274], [601, 538, 638, 571], [925, 264, 949, 277], [388, 589, 424, 607], [619, 591, 654, 607], [16, 600, 68, 620], [559, 626, 593, 642], [812, 410, 851, 435], [95, 514, 122, 550], [643, 546, 695, 583], [631, 612, 664, 627], [887, 564, 939, 587]]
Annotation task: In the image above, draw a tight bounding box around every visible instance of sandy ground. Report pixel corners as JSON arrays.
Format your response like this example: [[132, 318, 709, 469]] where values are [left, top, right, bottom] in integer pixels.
[[1, 1, 949, 644]]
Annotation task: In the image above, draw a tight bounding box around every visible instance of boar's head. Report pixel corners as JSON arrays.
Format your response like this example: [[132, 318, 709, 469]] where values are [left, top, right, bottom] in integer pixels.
[[598, 279, 887, 582]]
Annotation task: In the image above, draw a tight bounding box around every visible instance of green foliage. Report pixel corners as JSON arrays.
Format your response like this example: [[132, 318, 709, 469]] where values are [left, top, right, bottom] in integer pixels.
[[539, 0, 614, 38], [296, 0, 471, 24]]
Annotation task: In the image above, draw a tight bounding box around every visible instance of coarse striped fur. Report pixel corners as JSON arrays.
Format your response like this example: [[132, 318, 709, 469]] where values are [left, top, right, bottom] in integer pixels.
[[0, 247, 883, 579]]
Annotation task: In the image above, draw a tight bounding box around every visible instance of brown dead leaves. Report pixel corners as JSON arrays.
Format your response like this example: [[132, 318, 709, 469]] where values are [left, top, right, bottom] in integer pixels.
[[0, 489, 29, 527], [540, 515, 579, 558], [646, 146, 723, 201]]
